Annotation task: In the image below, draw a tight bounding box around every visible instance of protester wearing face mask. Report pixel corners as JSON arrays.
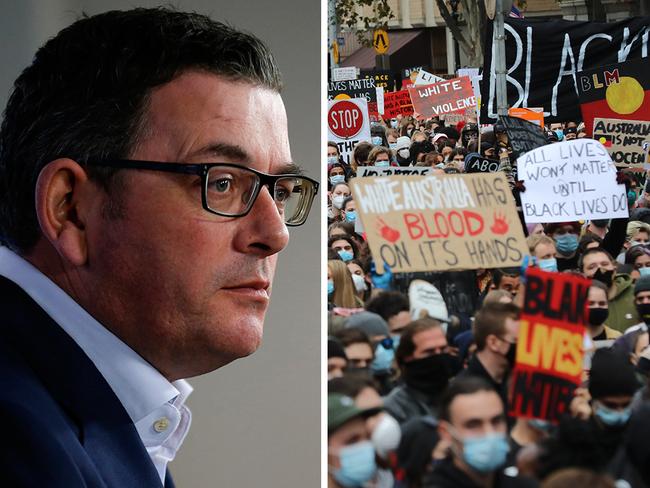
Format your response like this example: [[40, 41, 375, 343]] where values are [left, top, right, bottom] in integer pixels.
[[329, 235, 359, 263], [328, 140, 342, 166], [426, 377, 531, 488], [545, 222, 581, 271], [457, 302, 520, 411], [587, 281, 622, 342], [328, 377, 402, 488], [383, 318, 455, 424], [633, 275, 650, 331], [328, 164, 347, 188], [580, 248, 639, 332], [394, 136, 412, 166], [328, 182, 351, 223], [347, 259, 371, 302], [586, 349, 640, 460], [328, 393, 382, 488], [371, 124, 388, 148], [365, 291, 411, 347], [340, 196, 357, 226], [617, 221, 650, 263], [527, 234, 559, 272], [368, 146, 393, 168], [350, 141, 373, 173], [624, 245, 650, 281], [328, 260, 364, 309], [334, 328, 375, 376]]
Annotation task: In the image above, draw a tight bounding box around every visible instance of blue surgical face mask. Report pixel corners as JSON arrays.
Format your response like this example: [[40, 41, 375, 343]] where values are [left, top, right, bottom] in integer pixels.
[[338, 250, 354, 262], [640, 267, 650, 277], [327, 280, 334, 295], [554, 129, 564, 140], [389, 142, 397, 150], [328, 156, 338, 166], [372, 342, 394, 373], [345, 211, 357, 223], [371, 136, 383, 146], [458, 432, 510, 473], [390, 334, 401, 350], [332, 440, 377, 487], [595, 404, 631, 427], [555, 233, 578, 255], [390, 119, 398, 129], [330, 174, 345, 185], [538, 257, 558, 273], [528, 418, 555, 434], [375, 160, 390, 168], [629, 190, 637, 207]]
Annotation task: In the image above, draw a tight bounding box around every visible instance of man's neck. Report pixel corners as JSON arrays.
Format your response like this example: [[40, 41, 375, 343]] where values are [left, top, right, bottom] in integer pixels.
[[510, 419, 543, 446], [476, 350, 506, 383], [588, 324, 605, 339], [453, 455, 495, 488]]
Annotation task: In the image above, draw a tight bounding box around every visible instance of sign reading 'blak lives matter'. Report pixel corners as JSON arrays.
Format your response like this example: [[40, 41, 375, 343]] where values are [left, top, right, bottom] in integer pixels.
[[407, 76, 476, 119], [349, 173, 528, 273], [519, 139, 628, 224]]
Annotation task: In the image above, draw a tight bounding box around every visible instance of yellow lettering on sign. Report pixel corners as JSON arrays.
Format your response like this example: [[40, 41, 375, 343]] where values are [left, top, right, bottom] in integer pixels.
[[517, 320, 582, 378]]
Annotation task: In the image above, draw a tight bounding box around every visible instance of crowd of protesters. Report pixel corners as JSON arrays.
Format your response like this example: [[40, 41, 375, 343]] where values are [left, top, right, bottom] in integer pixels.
[[326, 113, 650, 487]]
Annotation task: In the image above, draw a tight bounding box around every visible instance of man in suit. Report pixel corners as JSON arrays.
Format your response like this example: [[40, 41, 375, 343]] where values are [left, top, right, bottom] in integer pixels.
[[0, 7, 317, 487]]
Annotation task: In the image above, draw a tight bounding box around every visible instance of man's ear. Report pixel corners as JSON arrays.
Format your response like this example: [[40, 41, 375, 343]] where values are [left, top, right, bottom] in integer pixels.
[[438, 420, 452, 443], [35, 158, 93, 267]]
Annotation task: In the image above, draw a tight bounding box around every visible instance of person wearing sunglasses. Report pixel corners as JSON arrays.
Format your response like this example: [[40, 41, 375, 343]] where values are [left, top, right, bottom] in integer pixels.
[[0, 8, 317, 488]]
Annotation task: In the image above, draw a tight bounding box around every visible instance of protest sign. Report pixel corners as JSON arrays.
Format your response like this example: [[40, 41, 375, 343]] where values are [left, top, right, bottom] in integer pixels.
[[328, 98, 371, 165], [382, 90, 414, 119], [414, 68, 445, 86], [457, 67, 482, 103], [593, 118, 650, 167], [350, 173, 528, 273], [499, 115, 547, 159], [328, 77, 380, 115], [481, 17, 650, 123], [360, 69, 397, 91], [519, 138, 628, 224], [357, 166, 432, 177], [464, 153, 500, 174], [394, 271, 480, 316], [407, 76, 476, 119], [508, 107, 544, 127], [509, 267, 590, 422], [332, 67, 358, 82], [578, 57, 650, 135], [408, 280, 449, 323], [401, 66, 430, 88]]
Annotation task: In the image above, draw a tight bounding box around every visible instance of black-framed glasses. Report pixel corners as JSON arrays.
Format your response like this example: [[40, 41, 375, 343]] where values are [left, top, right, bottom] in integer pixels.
[[85, 159, 319, 226]]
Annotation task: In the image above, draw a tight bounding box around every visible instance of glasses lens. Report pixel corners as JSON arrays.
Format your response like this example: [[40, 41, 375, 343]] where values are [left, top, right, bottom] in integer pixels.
[[205, 166, 259, 216], [275, 176, 316, 226]]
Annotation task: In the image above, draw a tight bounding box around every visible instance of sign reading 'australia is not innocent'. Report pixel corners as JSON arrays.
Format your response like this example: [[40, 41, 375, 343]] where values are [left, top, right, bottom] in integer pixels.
[[519, 139, 628, 224]]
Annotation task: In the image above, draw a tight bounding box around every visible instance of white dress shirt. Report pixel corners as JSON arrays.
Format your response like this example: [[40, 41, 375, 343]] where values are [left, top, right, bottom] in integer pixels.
[[0, 246, 192, 484]]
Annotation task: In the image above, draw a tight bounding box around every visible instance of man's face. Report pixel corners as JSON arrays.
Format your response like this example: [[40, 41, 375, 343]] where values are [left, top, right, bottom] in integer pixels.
[[375, 153, 390, 164], [345, 342, 374, 369], [636, 290, 650, 305], [410, 327, 448, 360], [328, 357, 347, 380], [328, 146, 339, 158], [533, 242, 556, 261], [85, 72, 291, 379], [498, 275, 520, 297], [328, 417, 370, 470], [388, 310, 411, 335], [582, 252, 615, 278]]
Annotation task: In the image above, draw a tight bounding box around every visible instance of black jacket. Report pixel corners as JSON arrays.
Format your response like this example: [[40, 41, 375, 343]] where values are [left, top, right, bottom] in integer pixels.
[[423, 457, 538, 488]]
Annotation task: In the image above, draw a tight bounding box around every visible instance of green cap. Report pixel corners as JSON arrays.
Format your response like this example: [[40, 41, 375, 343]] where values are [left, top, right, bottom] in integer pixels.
[[328, 393, 381, 434]]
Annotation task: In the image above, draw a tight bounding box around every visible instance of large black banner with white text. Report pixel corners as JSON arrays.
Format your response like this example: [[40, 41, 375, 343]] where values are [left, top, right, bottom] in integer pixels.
[[480, 17, 650, 123]]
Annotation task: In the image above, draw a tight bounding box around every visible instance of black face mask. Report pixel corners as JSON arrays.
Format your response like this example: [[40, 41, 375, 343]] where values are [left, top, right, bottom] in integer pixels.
[[588, 307, 609, 327], [403, 354, 454, 395], [503, 341, 517, 368], [636, 303, 650, 326], [593, 268, 614, 288]]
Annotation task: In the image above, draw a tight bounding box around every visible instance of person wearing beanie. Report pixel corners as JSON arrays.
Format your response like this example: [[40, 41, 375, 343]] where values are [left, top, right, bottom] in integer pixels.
[[634, 274, 650, 327], [587, 348, 640, 459], [394, 136, 412, 166], [328, 337, 348, 380]]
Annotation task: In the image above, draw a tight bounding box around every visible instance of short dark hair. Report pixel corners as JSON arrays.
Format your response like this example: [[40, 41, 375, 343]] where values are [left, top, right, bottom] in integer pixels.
[[473, 302, 520, 351], [334, 327, 373, 349], [0, 7, 282, 252], [492, 267, 520, 288], [395, 318, 444, 366], [578, 247, 614, 272], [328, 234, 359, 258], [365, 291, 410, 322], [439, 376, 498, 422]]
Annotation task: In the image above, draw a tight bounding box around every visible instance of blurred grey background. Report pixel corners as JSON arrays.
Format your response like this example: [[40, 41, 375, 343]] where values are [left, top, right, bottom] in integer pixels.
[[0, 0, 321, 486]]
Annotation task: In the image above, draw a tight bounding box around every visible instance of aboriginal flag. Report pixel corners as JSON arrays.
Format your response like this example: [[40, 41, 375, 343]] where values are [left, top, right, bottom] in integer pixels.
[[593, 133, 613, 147], [578, 57, 650, 136]]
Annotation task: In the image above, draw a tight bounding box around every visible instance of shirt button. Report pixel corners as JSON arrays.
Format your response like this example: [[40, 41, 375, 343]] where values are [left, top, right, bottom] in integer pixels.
[[153, 417, 170, 433]]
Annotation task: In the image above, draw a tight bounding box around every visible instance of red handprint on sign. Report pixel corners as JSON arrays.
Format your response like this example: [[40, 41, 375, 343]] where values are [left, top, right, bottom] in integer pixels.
[[377, 217, 401, 243], [490, 212, 509, 235]]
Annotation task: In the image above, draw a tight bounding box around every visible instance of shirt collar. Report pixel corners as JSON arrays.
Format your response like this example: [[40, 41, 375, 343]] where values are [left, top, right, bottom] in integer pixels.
[[0, 246, 190, 423]]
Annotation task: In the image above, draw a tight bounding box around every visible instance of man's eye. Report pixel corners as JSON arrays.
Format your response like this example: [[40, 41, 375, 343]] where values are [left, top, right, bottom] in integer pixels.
[[209, 177, 233, 192]]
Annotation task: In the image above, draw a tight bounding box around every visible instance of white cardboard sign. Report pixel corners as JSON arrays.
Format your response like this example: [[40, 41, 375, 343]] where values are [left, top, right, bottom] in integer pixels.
[[327, 98, 372, 166], [519, 139, 628, 223], [414, 68, 444, 86]]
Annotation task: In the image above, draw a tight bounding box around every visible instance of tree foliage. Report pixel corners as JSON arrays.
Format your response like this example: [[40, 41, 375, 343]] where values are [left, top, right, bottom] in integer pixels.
[[335, 0, 395, 46]]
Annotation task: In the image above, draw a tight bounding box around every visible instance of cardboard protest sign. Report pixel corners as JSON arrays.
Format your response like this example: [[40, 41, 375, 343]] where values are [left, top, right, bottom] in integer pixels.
[[481, 17, 650, 123], [401, 66, 429, 89], [499, 115, 547, 159], [394, 271, 480, 316], [328, 78, 380, 115], [408, 280, 449, 323], [593, 118, 650, 167], [508, 107, 544, 127], [414, 68, 445, 86], [519, 139, 628, 224], [331, 67, 358, 82], [457, 67, 482, 103], [328, 98, 371, 165], [357, 166, 432, 177], [350, 173, 528, 273], [407, 76, 476, 119], [579, 57, 650, 135], [464, 154, 500, 174], [509, 267, 590, 422], [382, 90, 414, 119], [360, 69, 397, 92]]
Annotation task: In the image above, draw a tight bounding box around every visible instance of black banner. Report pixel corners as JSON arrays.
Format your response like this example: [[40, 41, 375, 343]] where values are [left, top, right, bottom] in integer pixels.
[[499, 115, 547, 160], [464, 153, 500, 173], [327, 78, 377, 102], [360, 69, 397, 92], [481, 17, 650, 123]]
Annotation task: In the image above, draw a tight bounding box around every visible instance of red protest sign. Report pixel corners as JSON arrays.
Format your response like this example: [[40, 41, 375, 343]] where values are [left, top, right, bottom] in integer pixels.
[[328, 100, 364, 139], [509, 267, 590, 423], [407, 76, 476, 119], [382, 90, 414, 119]]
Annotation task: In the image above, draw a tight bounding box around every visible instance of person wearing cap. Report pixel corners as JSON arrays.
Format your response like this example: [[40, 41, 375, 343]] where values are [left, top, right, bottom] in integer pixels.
[[580, 247, 638, 332], [328, 393, 382, 488], [545, 222, 582, 271], [586, 349, 640, 460], [632, 274, 650, 329], [328, 337, 349, 380], [384, 318, 455, 424], [424, 376, 532, 488], [457, 302, 520, 410]]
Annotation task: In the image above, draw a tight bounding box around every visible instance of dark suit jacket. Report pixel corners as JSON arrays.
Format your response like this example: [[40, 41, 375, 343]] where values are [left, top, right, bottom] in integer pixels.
[[0, 276, 175, 487]]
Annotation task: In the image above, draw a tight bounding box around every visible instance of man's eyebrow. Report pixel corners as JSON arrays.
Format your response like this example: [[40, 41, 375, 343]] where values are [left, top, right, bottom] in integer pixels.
[[188, 143, 251, 163], [276, 162, 304, 175]]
